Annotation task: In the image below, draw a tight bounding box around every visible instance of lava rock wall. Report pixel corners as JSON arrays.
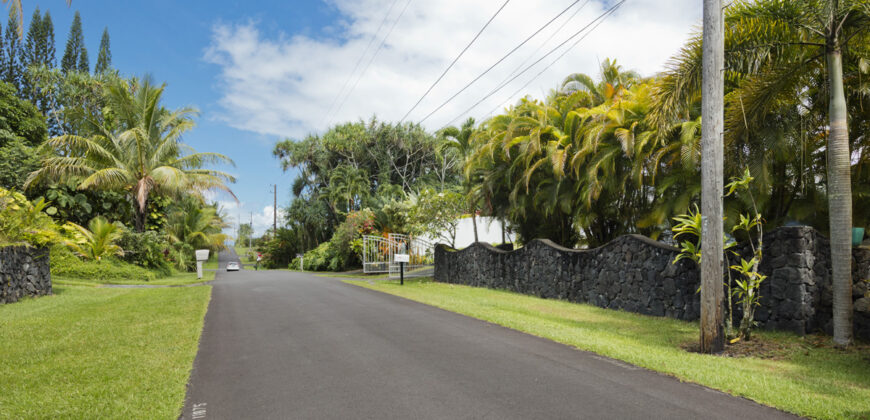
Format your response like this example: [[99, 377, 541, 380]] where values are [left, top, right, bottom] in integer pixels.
[[0, 246, 51, 304], [434, 227, 870, 339]]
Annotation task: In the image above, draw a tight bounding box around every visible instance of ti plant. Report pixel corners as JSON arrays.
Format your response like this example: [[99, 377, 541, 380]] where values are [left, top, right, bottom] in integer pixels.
[[672, 204, 738, 338], [726, 168, 765, 341]]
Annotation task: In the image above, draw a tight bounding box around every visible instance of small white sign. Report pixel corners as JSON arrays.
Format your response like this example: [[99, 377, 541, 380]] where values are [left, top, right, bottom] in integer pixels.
[[394, 254, 410, 263], [195, 249, 210, 262]]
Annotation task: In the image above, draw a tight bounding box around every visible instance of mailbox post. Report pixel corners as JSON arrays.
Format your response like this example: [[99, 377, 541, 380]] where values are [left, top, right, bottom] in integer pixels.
[[394, 253, 409, 285], [195, 249, 210, 280]]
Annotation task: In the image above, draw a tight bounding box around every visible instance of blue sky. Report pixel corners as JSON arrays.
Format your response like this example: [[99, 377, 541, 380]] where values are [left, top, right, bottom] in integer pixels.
[[24, 0, 700, 235]]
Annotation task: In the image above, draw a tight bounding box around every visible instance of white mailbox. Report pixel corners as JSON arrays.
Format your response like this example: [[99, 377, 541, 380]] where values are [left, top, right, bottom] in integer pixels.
[[195, 249, 210, 280]]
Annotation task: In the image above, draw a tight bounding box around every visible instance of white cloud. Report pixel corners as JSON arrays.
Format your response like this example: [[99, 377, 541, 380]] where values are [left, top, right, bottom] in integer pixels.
[[205, 0, 700, 139], [254, 205, 286, 236]]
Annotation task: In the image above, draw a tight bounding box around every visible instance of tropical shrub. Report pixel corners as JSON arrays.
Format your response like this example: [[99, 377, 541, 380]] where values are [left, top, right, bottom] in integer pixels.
[[62, 216, 124, 262], [409, 188, 466, 247], [0, 139, 40, 190], [726, 169, 766, 340], [117, 230, 172, 276], [256, 227, 300, 269], [50, 245, 157, 282], [291, 242, 331, 271], [0, 187, 59, 247]]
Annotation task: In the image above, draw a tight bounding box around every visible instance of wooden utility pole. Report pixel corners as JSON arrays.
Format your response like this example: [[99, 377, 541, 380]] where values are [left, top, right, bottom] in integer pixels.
[[700, 0, 725, 354], [273, 184, 278, 234]]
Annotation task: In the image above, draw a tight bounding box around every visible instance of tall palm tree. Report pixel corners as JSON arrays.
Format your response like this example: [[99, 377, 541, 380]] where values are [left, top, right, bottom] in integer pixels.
[[439, 117, 480, 242], [26, 76, 236, 231], [652, 0, 870, 346]]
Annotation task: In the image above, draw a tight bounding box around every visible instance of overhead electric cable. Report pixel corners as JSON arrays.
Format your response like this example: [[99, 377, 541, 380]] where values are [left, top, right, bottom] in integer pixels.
[[417, 0, 585, 125], [500, 0, 589, 85], [399, 0, 512, 123], [331, 0, 415, 125], [486, 3, 615, 118], [441, 0, 625, 128], [320, 0, 402, 128]]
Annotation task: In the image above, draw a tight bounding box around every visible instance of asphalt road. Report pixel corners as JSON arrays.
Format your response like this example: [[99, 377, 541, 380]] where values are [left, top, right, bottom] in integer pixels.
[[181, 250, 794, 419]]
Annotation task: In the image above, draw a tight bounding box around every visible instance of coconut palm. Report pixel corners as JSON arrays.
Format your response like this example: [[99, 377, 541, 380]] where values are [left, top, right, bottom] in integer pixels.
[[652, 0, 870, 346], [26, 76, 236, 232], [64, 216, 123, 261]]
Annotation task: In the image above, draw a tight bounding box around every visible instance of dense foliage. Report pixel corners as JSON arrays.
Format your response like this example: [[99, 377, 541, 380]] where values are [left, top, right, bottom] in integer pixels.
[[0, 7, 233, 281]]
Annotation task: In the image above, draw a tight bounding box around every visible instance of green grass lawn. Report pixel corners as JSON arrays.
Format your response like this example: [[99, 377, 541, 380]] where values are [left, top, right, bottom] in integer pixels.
[[54, 270, 216, 287], [0, 284, 211, 419], [347, 277, 870, 419], [203, 252, 219, 270]]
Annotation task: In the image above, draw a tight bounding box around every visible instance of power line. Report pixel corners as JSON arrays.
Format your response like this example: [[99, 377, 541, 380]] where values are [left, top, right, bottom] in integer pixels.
[[399, 0, 512, 123], [417, 0, 585, 125], [320, 0, 402, 129], [499, 0, 589, 86], [442, 0, 625, 128], [330, 0, 415, 126], [485, 2, 615, 118]]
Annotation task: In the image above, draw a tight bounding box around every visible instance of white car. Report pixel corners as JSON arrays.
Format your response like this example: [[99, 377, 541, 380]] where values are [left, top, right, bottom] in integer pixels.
[[226, 262, 240, 271]]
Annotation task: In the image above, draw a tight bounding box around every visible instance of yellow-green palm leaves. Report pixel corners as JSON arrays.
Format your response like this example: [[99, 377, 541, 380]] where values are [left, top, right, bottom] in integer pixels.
[[64, 216, 123, 261]]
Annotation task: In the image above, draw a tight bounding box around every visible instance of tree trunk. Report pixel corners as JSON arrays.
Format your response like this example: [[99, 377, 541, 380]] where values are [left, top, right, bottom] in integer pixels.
[[700, 0, 725, 353], [826, 46, 853, 347], [134, 202, 147, 232], [471, 207, 479, 243]]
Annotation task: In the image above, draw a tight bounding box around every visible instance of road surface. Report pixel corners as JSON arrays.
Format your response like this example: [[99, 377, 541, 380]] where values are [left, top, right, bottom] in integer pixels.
[[181, 250, 793, 419]]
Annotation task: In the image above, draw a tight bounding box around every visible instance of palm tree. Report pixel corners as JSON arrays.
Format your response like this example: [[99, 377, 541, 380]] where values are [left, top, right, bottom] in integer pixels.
[[439, 117, 480, 242], [64, 216, 123, 261], [26, 76, 236, 232], [652, 0, 870, 346], [165, 201, 228, 251], [328, 165, 369, 213]]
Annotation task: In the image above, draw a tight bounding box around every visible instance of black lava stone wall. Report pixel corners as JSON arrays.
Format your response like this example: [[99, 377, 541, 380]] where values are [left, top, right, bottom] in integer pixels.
[[434, 227, 870, 339], [0, 246, 51, 304]]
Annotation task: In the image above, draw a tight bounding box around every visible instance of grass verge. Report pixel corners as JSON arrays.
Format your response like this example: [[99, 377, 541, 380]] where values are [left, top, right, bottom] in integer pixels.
[[203, 252, 219, 270], [54, 270, 216, 287], [346, 277, 870, 419], [0, 284, 211, 419]]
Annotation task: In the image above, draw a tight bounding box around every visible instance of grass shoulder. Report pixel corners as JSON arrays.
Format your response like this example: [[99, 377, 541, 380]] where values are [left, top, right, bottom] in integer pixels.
[[54, 269, 215, 287], [345, 277, 870, 420], [0, 284, 211, 419]]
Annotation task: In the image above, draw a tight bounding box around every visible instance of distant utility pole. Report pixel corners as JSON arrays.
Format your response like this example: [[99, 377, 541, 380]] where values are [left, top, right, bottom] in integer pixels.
[[700, 0, 725, 354], [249, 212, 253, 250], [273, 184, 278, 234]]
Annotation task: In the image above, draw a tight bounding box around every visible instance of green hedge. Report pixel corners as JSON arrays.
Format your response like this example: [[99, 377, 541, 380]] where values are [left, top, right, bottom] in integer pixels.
[[50, 246, 159, 282]]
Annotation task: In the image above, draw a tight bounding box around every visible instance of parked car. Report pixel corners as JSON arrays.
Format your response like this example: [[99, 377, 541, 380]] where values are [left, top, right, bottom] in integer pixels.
[[226, 262, 240, 271]]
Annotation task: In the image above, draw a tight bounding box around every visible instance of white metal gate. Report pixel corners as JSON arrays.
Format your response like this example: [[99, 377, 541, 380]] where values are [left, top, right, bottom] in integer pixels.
[[362, 234, 434, 278], [387, 234, 434, 278]]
